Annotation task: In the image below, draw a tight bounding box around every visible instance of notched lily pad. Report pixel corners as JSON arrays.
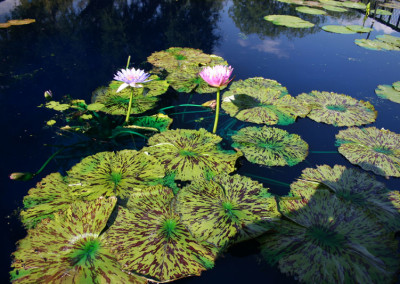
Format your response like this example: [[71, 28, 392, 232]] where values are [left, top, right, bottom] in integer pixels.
[[67, 150, 165, 199], [104, 187, 217, 282], [222, 77, 310, 125], [336, 127, 400, 177], [297, 91, 377, 126], [231, 126, 308, 166], [375, 83, 400, 104], [176, 174, 280, 248], [264, 15, 315, 28], [142, 128, 242, 181]]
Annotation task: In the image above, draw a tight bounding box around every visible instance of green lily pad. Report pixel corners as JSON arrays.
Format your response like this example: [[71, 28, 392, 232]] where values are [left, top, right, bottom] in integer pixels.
[[379, 2, 400, 9], [371, 9, 392, 15], [263, 15, 315, 28], [276, 0, 304, 4], [375, 84, 400, 104], [322, 5, 348, 12], [296, 6, 326, 14], [341, 1, 366, 9], [67, 150, 165, 199], [260, 191, 399, 283], [176, 174, 280, 248], [86, 102, 105, 111], [142, 128, 242, 181], [46, 120, 56, 126], [303, 1, 324, 7], [297, 91, 377, 126], [20, 173, 78, 229], [336, 127, 400, 177], [393, 81, 400, 92], [129, 113, 173, 132], [11, 197, 146, 283], [104, 186, 217, 282], [290, 164, 400, 232], [346, 25, 373, 33], [355, 38, 400, 51], [322, 25, 356, 34], [222, 77, 310, 125], [231, 126, 308, 167], [376, 34, 400, 48], [319, 0, 344, 6], [45, 101, 71, 111], [109, 75, 169, 97]]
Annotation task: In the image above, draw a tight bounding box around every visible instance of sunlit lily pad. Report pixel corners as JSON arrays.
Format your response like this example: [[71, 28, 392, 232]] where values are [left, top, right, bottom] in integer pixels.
[[11, 197, 146, 283], [393, 81, 400, 92], [0, 22, 11, 28], [264, 15, 315, 28], [296, 6, 326, 14], [355, 38, 400, 51], [105, 186, 217, 282], [7, 19, 36, 26], [375, 83, 400, 104], [176, 174, 280, 248], [45, 101, 71, 111], [142, 128, 242, 181], [346, 25, 373, 33], [290, 164, 400, 231], [341, 1, 366, 9], [222, 77, 310, 125], [322, 5, 348, 12], [336, 127, 400, 177], [67, 150, 165, 199], [376, 34, 400, 48], [231, 126, 308, 166], [321, 25, 356, 34], [260, 191, 399, 283], [130, 113, 173, 132], [297, 91, 377, 126]]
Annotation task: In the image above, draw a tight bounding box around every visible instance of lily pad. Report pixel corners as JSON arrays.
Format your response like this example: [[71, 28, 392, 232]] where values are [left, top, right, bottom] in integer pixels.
[[290, 164, 400, 231], [355, 39, 400, 51], [67, 150, 165, 199], [231, 126, 308, 167], [142, 128, 242, 181], [376, 34, 400, 48], [11, 197, 146, 283], [296, 6, 326, 14], [104, 186, 217, 282], [322, 25, 356, 34], [393, 81, 400, 92], [176, 174, 280, 248], [109, 75, 169, 97], [336, 127, 400, 177], [319, 0, 344, 7], [379, 2, 400, 9], [264, 15, 315, 28], [0, 22, 11, 28], [129, 113, 173, 132], [346, 25, 373, 33], [45, 101, 71, 111], [341, 1, 366, 9], [375, 84, 400, 104], [260, 191, 399, 283], [222, 77, 310, 125], [7, 19, 36, 26], [322, 5, 348, 12], [297, 91, 377, 126], [371, 9, 392, 15]]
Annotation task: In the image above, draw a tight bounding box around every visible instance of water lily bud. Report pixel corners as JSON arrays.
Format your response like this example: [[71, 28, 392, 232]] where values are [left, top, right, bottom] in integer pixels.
[[44, 90, 53, 101], [9, 172, 35, 181]]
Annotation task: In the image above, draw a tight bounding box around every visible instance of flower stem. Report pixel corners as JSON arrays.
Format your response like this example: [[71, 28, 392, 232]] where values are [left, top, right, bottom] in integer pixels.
[[126, 55, 131, 69], [125, 88, 134, 123], [212, 88, 220, 133]]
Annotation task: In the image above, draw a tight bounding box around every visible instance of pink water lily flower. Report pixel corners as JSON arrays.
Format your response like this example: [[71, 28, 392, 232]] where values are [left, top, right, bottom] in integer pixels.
[[199, 65, 233, 88], [113, 67, 152, 92]]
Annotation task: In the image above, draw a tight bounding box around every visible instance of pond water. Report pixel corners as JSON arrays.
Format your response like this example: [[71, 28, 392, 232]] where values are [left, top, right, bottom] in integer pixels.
[[1, 0, 399, 283]]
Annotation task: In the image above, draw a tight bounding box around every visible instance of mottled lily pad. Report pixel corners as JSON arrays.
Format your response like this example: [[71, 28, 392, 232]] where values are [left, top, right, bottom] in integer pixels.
[[260, 191, 399, 283], [231, 126, 308, 167], [290, 164, 400, 231], [142, 128, 242, 181], [322, 25, 356, 34], [297, 91, 377, 126], [355, 39, 400, 51], [341, 1, 366, 9], [222, 77, 310, 125], [105, 187, 217, 282], [375, 83, 400, 104], [11, 197, 146, 283], [176, 174, 280, 248], [264, 15, 315, 28], [67, 150, 165, 199], [130, 113, 173, 132], [296, 6, 326, 14], [336, 127, 400, 177]]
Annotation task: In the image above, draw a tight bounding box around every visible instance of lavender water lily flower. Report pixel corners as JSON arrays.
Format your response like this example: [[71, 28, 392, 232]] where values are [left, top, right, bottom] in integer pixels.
[[113, 67, 152, 93], [199, 65, 233, 133]]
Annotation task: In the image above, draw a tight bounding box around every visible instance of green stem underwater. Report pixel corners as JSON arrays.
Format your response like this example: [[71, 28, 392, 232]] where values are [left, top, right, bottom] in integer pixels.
[[212, 87, 221, 134]]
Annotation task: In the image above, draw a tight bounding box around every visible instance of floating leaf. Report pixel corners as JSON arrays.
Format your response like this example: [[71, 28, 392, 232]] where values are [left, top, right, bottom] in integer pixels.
[[319, 0, 345, 7], [45, 101, 71, 111], [296, 6, 326, 14], [11, 197, 145, 283], [322, 5, 348, 12], [105, 187, 217, 282], [176, 174, 280, 248], [7, 19, 36, 26], [130, 113, 173, 132], [346, 25, 373, 33], [109, 75, 169, 97], [142, 128, 242, 181], [336, 127, 400, 177], [261, 191, 399, 283], [0, 22, 11, 28], [341, 1, 366, 9], [297, 91, 377, 126], [290, 164, 400, 231], [67, 150, 165, 199], [376, 34, 400, 48], [393, 81, 400, 92], [371, 9, 392, 15], [379, 1, 400, 9], [322, 25, 356, 34], [231, 126, 308, 166], [46, 120, 56, 126], [264, 15, 315, 28], [355, 38, 400, 51], [222, 77, 309, 125], [375, 84, 400, 104], [86, 102, 105, 111]]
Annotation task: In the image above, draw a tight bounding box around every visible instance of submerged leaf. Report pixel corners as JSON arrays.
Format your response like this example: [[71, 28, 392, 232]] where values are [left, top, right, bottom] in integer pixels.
[[231, 126, 308, 166], [142, 128, 242, 181], [222, 77, 309, 125], [176, 174, 280, 248], [297, 91, 377, 126], [264, 15, 315, 28], [336, 127, 400, 177]]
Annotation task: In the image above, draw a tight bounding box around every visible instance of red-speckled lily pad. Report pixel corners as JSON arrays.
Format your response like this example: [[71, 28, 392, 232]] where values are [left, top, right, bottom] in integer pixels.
[[336, 127, 400, 177]]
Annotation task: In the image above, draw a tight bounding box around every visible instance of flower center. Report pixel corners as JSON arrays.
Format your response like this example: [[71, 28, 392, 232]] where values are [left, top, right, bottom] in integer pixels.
[[69, 239, 101, 266], [305, 225, 345, 251], [110, 172, 122, 185], [161, 218, 178, 239], [179, 150, 198, 157]]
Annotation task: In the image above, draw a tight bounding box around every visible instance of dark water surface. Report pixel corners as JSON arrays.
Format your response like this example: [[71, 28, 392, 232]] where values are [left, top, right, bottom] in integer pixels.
[[1, 0, 399, 282]]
